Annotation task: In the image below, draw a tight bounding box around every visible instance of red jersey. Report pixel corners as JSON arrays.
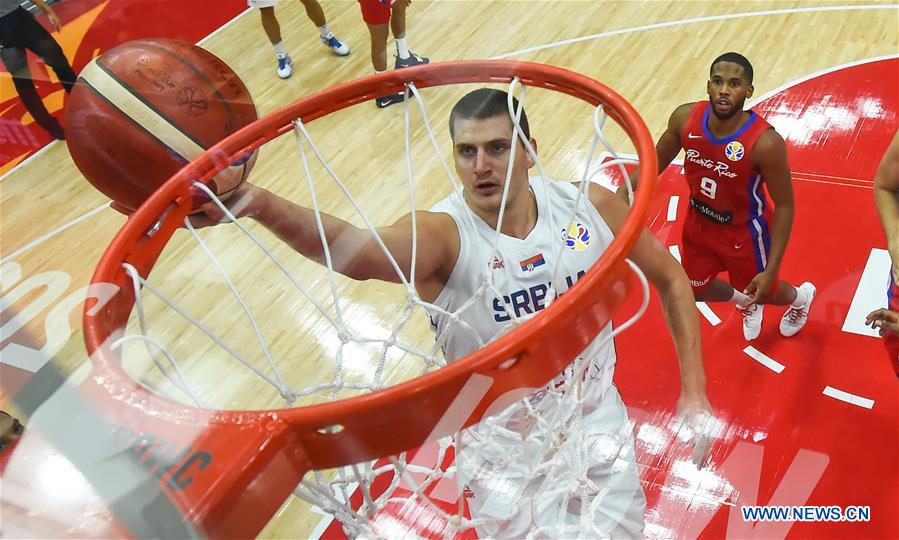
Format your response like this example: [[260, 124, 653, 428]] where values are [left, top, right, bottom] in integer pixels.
[[681, 102, 775, 228]]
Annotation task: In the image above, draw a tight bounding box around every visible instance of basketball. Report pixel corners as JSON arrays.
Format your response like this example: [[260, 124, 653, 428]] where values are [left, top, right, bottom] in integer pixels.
[[65, 38, 258, 212]]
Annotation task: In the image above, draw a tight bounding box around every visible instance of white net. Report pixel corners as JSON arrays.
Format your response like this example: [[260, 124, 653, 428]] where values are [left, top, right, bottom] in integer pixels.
[[112, 74, 652, 539]]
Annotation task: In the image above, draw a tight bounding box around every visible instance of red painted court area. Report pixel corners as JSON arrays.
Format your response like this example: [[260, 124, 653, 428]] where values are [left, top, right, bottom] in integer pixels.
[[614, 57, 897, 539]]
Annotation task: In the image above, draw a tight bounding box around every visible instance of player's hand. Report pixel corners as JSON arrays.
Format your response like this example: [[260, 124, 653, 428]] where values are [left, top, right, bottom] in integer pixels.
[[865, 308, 899, 336], [187, 183, 257, 229], [47, 11, 61, 32], [743, 270, 776, 305], [674, 391, 714, 469]]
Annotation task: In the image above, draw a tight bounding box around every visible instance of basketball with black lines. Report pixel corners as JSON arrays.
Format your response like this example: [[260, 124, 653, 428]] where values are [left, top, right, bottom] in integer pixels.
[[65, 38, 258, 212]]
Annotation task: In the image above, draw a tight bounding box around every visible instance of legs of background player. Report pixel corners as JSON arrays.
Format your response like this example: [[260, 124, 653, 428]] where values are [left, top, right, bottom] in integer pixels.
[[693, 278, 815, 340], [0, 47, 65, 139], [694, 279, 764, 340], [254, 0, 349, 80], [742, 280, 816, 338], [298, 0, 350, 55], [367, 20, 389, 72], [360, 0, 429, 108], [256, 6, 294, 78], [684, 218, 816, 340], [388, 0, 427, 69], [0, 7, 76, 140]]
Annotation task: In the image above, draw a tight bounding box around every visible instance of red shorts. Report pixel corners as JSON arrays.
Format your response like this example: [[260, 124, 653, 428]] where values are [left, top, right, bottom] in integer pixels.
[[681, 212, 779, 295], [358, 0, 391, 25]]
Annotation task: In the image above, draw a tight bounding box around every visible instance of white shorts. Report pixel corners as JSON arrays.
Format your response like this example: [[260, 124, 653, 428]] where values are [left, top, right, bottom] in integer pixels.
[[247, 0, 277, 8], [457, 384, 646, 539]]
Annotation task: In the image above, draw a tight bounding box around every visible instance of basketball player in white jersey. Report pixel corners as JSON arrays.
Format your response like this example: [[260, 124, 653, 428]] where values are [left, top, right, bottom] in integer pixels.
[[194, 88, 711, 537]]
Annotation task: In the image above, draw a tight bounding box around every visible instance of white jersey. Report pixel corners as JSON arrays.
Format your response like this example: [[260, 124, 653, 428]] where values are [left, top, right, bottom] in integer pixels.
[[428, 178, 643, 535], [428, 176, 618, 383]]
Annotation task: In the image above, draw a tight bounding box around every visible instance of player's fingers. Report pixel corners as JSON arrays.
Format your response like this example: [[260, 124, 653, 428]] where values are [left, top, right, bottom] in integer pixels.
[[108, 201, 133, 216], [692, 433, 713, 469], [185, 214, 215, 229]]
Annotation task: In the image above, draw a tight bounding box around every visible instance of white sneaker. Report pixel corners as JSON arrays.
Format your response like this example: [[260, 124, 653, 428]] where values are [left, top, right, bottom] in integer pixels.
[[780, 282, 816, 337], [276, 53, 293, 79], [739, 303, 764, 341], [321, 34, 350, 56]]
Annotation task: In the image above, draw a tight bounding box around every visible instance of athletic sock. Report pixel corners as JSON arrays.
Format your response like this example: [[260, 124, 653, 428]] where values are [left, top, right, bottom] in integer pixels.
[[395, 37, 410, 59], [729, 289, 751, 306], [318, 24, 331, 39], [791, 285, 809, 308], [273, 41, 287, 56]]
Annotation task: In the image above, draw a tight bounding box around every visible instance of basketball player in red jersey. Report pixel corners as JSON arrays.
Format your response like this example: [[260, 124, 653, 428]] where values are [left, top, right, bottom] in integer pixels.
[[624, 52, 815, 341], [866, 130, 899, 376]]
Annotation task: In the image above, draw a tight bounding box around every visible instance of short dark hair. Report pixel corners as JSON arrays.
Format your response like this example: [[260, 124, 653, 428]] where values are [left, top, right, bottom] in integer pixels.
[[449, 88, 530, 141], [710, 52, 754, 84]]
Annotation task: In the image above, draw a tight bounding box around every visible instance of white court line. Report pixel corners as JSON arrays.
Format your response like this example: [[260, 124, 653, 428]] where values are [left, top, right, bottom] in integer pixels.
[[743, 346, 785, 374], [667, 244, 721, 326], [667, 244, 681, 262], [667, 195, 679, 222], [491, 5, 898, 60], [822, 386, 875, 409], [842, 248, 890, 337], [0, 203, 109, 264], [197, 7, 253, 45], [696, 303, 722, 327]]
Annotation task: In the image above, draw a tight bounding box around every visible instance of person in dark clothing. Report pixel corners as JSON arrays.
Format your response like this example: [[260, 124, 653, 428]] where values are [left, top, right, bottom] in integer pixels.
[[0, 0, 77, 139]]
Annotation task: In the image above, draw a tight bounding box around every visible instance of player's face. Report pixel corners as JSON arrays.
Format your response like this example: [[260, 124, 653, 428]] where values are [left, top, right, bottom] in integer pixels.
[[707, 62, 754, 120], [452, 115, 536, 215]]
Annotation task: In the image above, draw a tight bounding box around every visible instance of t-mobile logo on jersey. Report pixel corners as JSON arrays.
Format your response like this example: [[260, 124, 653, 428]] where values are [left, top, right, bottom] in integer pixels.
[[685, 149, 738, 178]]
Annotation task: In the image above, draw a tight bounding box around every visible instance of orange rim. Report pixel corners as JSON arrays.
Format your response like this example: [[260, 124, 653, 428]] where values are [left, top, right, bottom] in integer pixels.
[[80, 60, 657, 537]]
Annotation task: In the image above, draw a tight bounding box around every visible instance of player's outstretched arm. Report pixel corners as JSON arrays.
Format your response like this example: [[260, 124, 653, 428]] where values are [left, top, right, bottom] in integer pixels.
[[618, 102, 693, 203], [873, 131, 899, 281], [744, 129, 793, 302], [191, 183, 456, 285], [589, 186, 709, 413]]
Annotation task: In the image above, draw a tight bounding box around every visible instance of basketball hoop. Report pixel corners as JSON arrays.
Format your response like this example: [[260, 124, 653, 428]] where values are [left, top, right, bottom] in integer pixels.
[[60, 61, 656, 537]]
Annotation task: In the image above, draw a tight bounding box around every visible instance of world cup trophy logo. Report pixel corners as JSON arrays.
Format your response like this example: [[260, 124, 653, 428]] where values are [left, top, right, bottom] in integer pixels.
[[561, 222, 591, 251], [725, 140, 745, 161]]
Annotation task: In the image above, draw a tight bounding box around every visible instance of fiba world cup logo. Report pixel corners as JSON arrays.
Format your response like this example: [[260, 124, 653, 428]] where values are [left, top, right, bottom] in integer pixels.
[[725, 140, 745, 161], [561, 222, 591, 251]]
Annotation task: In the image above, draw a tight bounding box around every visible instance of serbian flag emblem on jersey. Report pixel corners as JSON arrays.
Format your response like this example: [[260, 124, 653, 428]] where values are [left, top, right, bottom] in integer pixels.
[[519, 253, 546, 272]]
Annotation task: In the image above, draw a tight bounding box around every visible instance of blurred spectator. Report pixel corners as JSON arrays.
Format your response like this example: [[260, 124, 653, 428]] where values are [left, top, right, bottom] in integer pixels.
[[0, 0, 77, 139]]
